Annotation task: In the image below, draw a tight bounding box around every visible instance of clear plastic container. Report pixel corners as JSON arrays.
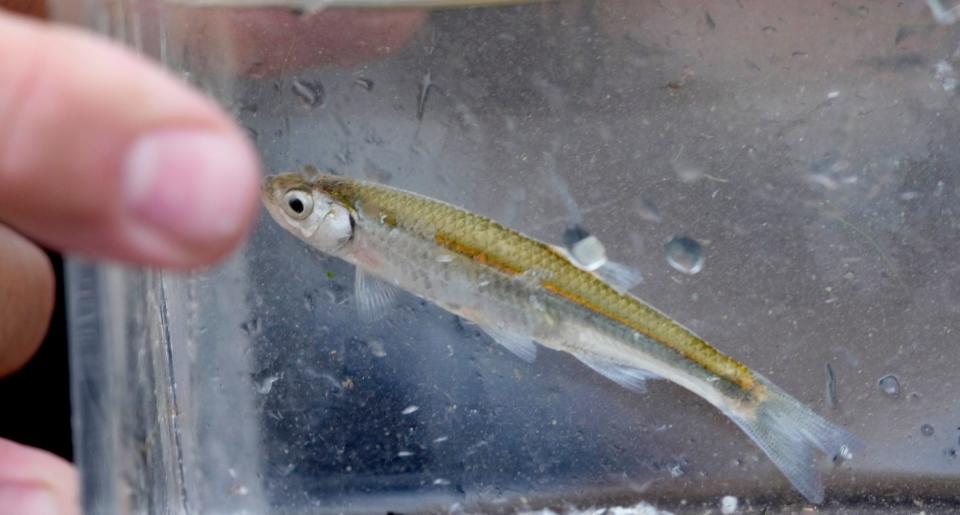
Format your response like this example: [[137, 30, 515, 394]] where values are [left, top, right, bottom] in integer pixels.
[[54, 1, 960, 513]]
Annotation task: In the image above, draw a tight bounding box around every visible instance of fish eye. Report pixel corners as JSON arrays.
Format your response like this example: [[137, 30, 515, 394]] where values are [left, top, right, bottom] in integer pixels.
[[282, 190, 313, 220]]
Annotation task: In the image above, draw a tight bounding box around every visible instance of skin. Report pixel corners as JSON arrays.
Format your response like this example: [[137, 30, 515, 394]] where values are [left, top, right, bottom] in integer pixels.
[[0, 2, 421, 514]]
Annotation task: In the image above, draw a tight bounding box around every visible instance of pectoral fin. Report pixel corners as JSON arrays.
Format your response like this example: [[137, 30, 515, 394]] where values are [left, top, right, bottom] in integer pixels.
[[575, 355, 659, 393], [354, 268, 402, 323]]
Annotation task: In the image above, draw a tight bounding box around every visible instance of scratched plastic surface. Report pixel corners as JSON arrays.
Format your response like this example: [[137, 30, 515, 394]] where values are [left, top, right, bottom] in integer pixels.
[[58, 1, 960, 513]]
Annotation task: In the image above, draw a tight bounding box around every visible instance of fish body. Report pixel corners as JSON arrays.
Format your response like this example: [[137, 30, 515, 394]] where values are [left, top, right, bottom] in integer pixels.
[[262, 171, 862, 503]]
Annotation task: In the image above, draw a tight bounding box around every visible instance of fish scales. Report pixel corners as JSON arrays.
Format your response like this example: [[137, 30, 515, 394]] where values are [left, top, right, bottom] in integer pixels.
[[321, 176, 756, 392]]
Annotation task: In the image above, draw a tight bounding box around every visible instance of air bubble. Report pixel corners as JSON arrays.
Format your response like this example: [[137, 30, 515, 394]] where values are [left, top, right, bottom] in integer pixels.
[[665, 236, 704, 274], [878, 374, 901, 397]]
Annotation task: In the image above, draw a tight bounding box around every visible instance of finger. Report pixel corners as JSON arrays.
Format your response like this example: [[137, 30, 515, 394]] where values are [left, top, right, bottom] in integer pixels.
[[0, 226, 54, 376], [167, 7, 426, 76], [0, 1, 46, 18], [0, 438, 78, 515], [0, 12, 261, 269]]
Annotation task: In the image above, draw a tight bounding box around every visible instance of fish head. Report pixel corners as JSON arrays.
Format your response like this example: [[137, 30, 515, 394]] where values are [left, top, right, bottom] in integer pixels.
[[262, 173, 354, 253]]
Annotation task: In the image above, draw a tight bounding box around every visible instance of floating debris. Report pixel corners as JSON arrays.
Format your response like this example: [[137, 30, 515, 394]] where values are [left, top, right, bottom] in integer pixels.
[[401, 405, 420, 415], [292, 78, 324, 108], [240, 318, 262, 336], [256, 374, 281, 395], [922, 424, 936, 437], [825, 363, 838, 409], [416, 71, 433, 121], [634, 198, 662, 223], [354, 77, 374, 91], [668, 464, 685, 478]]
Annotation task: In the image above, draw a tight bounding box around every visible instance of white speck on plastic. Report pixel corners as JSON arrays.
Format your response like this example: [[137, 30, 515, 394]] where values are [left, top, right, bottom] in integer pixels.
[[935, 60, 959, 91], [516, 500, 674, 515], [367, 339, 387, 358], [721, 495, 738, 514], [401, 405, 419, 415], [827, 90, 840, 99]]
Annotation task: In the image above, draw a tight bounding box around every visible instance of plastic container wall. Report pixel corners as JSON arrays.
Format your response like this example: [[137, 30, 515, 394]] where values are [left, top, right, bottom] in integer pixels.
[[55, 1, 960, 513]]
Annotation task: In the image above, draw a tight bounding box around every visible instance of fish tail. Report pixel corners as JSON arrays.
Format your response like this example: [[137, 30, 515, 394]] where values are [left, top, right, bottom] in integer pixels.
[[723, 373, 864, 504]]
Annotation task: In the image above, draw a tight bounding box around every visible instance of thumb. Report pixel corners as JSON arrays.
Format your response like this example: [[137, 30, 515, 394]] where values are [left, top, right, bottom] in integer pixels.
[[0, 12, 260, 268], [0, 438, 78, 515]]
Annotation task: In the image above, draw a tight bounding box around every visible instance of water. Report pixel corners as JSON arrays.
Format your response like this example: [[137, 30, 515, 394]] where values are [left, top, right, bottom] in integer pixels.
[[61, 1, 960, 513]]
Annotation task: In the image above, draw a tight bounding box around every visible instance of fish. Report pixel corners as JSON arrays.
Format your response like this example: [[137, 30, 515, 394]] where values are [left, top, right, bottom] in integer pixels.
[[261, 170, 863, 503]]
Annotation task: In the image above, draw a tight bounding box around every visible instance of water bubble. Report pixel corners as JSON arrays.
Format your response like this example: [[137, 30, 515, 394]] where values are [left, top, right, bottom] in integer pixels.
[[665, 236, 704, 274], [563, 225, 607, 271], [292, 79, 324, 109], [921, 424, 935, 437], [878, 374, 901, 397]]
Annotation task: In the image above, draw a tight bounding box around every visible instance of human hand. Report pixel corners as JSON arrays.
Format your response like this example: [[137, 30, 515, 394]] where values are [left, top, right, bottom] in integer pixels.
[[0, 2, 423, 514]]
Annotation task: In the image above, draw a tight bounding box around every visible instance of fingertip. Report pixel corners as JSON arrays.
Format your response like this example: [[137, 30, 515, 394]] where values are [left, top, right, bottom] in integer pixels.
[[119, 128, 261, 269], [0, 12, 262, 269], [0, 438, 78, 515]]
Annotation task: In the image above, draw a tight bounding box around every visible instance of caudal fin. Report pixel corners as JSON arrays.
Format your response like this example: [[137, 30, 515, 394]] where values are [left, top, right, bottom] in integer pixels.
[[723, 373, 864, 503]]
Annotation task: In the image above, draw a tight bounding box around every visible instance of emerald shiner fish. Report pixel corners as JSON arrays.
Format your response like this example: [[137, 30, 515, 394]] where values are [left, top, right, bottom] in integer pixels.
[[262, 170, 863, 503]]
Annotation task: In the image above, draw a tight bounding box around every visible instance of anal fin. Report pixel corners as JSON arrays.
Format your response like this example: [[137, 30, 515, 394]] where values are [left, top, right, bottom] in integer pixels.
[[476, 321, 537, 363]]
